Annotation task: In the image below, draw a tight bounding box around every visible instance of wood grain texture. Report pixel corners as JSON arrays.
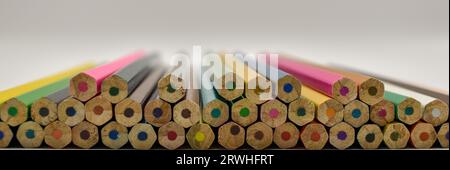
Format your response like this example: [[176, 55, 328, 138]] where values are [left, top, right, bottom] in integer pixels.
[[357, 124, 383, 149]]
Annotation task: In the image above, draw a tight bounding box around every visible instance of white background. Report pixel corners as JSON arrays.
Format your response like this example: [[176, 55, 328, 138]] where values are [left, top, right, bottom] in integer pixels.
[[0, 0, 448, 91]]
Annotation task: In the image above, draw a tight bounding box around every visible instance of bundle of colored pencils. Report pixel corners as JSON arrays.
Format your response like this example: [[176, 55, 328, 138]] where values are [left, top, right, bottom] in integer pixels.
[[0, 51, 448, 150]]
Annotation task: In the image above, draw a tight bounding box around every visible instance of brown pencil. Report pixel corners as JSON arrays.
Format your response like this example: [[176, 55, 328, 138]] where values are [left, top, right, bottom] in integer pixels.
[[128, 123, 157, 150], [157, 69, 186, 104], [16, 121, 44, 148], [158, 121, 185, 150], [369, 100, 395, 127], [356, 124, 383, 149], [231, 98, 258, 127], [101, 121, 128, 149], [273, 122, 299, 149], [437, 123, 448, 148], [173, 88, 201, 128], [261, 99, 287, 128], [115, 67, 165, 127], [383, 122, 410, 149], [0, 122, 13, 148], [343, 100, 369, 128], [300, 122, 328, 150], [288, 97, 315, 126], [246, 122, 273, 150], [218, 121, 245, 150], [44, 120, 72, 149], [329, 122, 355, 150], [57, 97, 85, 127], [186, 123, 215, 150], [144, 91, 172, 127], [85, 95, 113, 126], [410, 122, 436, 149], [71, 121, 99, 149]]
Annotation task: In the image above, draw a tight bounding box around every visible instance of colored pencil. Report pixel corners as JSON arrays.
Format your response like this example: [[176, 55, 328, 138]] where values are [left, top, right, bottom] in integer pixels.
[[101, 55, 157, 104], [173, 89, 201, 128], [235, 53, 302, 103], [157, 68, 186, 104], [246, 122, 273, 150], [206, 54, 244, 102], [329, 122, 355, 150], [85, 95, 113, 126], [44, 120, 72, 149], [334, 65, 449, 104], [231, 98, 258, 127], [260, 99, 287, 128], [218, 121, 245, 150], [277, 56, 357, 104], [16, 121, 44, 148], [357, 124, 383, 149], [71, 51, 145, 102], [437, 123, 448, 148], [273, 122, 299, 149], [31, 87, 70, 126], [71, 121, 99, 149], [321, 66, 385, 105], [57, 97, 85, 127], [101, 121, 128, 149], [158, 121, 185, 150], [101, 63, 150, 104], [128, 123, 157, 150], [115, 67, 165, 127], [343, 100, 369, 128], [221, 53, 273, 104], [383, 122, 410, 149], [288, 97, 315, 126], [385, 82, 448, 127], [369, 100, 395, 126], [186, 123, 215, 150], [300, 122, 328, 150], [0, 122, 13, 148], [144, 91, 172, 127], [384, 90, 422, 125], [0, 62, 95, 104], [410, 122, 436, 149], [201, 73, 229, 127], [1, 78, 71, 127], [301, 85, 344, 127]]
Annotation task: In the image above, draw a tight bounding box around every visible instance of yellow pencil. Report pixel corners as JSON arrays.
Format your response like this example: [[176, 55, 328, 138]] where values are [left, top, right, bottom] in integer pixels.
[[0, 63, 95, 104], [302, 86, 344, 127]]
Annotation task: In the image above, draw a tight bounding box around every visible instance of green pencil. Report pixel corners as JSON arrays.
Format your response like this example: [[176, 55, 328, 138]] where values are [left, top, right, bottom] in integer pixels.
[[384, 91, 422, 125], [1, 78, 71, 127]]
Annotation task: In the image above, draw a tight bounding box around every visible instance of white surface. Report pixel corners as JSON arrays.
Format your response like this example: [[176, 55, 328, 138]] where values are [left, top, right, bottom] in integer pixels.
[[0, 0, 448, 91]]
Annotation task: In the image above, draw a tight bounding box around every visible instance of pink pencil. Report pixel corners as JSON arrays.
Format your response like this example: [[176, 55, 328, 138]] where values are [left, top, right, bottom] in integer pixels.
[[70, 51, 146, 101], [275, 55, 357, 104]]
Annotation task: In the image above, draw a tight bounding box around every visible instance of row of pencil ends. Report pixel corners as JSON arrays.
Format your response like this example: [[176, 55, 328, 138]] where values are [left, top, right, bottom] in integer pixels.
[[0, 120, 448, 150], [0, 50, 448, 150]]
